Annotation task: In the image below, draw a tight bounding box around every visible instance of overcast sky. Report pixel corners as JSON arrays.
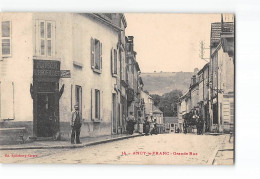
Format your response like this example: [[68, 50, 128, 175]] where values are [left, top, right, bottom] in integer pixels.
[[125, 13, 222, 73]]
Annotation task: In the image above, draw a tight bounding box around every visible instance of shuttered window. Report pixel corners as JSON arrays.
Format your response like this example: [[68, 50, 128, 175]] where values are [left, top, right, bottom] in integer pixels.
[[111, 48, 118, 76], [95, 89, 100, 119], [1, 21, 11, 56], [35, 20, 55, 57], [91, 89, 103, 121], [90, 38, 102, 73]]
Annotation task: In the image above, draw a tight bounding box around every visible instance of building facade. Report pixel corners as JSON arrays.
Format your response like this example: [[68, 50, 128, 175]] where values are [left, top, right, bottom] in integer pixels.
[[177, 16, 234, 134], [0, 13, 143, 142]]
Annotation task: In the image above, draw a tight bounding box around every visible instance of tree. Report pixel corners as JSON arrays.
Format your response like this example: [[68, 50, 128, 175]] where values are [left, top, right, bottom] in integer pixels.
[[150, 94, 161, 106], [159, 90, 182, 117], [149, 90, 183, 117]]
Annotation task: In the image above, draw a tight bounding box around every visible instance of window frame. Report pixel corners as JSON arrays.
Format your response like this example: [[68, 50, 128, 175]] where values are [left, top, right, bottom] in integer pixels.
[[1, 21, 12, 57], [95, 89, 100, 120], [91, 38, 102, 74], [35, 20, 56, 57], [111, 48, 118, 77]]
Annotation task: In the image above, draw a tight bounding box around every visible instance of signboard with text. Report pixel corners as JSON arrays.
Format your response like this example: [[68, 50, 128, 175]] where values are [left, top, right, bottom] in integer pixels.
[[33, 60, 61, 82], [60, 70, 71, 78]]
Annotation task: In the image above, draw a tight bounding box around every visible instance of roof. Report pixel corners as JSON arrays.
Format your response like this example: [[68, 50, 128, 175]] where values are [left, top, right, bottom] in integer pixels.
[[153, 106, 163, 114], [197, 63, 209, 75], [210, 22, 234, 47], [163, 117, 178, 124]]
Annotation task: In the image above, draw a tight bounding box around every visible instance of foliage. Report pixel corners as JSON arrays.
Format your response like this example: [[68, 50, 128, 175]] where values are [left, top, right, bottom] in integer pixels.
[[151, 90, 183, 117], [150, 94, 161, 106]]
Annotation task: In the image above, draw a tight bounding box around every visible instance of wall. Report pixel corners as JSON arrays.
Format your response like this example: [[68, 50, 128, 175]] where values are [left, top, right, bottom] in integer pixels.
[[0, 13, 34, 123]]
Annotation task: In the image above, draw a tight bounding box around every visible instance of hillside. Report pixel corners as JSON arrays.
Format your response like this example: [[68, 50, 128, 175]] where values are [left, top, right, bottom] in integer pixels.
[[141, 72, 194, 95]]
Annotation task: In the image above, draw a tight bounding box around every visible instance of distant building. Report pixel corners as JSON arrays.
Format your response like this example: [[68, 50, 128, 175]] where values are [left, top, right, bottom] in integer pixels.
[[197, 63, 210, 132], [152, 105, 163, 133], [141, 90, 153, 121], [163, 117, 179, 133]]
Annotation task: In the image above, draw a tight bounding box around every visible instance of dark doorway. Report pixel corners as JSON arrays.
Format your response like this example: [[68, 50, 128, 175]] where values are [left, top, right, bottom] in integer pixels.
[[213, 103, 218, 124], [75, 85, 82, 115], [33, 82, 60, 138], [36, 92, 56, 137], [112, 93, 117, 134]]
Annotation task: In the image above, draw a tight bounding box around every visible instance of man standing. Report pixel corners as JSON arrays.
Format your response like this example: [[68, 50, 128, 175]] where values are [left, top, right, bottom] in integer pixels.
[[127, 112, 136, 135], [71, 104, 82, 144]]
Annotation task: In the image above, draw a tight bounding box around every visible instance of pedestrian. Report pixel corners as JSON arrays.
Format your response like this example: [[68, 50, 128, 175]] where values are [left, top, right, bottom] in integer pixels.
[[199, 115, 204, 135], [144, 116, 150, 135], [151, 118, 158, 135], [137, 117, 143, 134], [71, 104, 82, 144], [127, 112, 135, 135], [183, 119, 187, 134]]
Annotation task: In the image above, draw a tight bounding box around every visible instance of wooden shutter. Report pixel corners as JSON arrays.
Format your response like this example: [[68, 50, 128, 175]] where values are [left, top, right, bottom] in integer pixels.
[[90, 38, 94, 69], [100, 90, 103, 121], [111, 48, 114, 75], [52, 21, 56, 56], [100, 42, 102, 70], [35, 20, 40, 55], [91, 89, 95, 120], [114, 49, 117, 74]]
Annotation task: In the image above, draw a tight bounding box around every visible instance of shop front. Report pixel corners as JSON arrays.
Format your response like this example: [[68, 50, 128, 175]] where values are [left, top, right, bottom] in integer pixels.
[[31, 59, 62, 139]]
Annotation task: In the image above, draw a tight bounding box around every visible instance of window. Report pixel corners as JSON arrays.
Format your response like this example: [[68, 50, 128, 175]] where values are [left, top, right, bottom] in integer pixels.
[[35, 20, 55, 57], [91, 38, 102, 72], [111, 48, 117, 75], [95, 89, 100, 119], [1, 21, 11, 56], [91, 89, 103, 121]]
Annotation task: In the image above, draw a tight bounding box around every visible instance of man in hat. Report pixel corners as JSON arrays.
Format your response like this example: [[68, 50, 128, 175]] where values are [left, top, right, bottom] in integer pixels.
[[71, 104, 82, 144]]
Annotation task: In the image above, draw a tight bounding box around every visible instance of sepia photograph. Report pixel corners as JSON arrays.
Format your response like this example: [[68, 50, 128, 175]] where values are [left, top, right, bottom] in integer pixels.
[[0, 12, 235, 165]]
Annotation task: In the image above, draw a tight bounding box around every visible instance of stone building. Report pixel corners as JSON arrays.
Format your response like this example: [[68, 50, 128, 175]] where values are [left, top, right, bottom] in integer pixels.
[[209, 20, 234, 133], [0, 13, 136, 142]]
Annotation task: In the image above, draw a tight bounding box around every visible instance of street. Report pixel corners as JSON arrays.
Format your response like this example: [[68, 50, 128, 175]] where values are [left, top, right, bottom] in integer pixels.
[[0, 133, 232, 164]]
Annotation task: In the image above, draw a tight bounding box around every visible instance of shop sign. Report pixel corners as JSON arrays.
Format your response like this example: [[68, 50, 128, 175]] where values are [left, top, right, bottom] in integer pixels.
[[33, 60, 60, 79], [60, 70, 71, 78]]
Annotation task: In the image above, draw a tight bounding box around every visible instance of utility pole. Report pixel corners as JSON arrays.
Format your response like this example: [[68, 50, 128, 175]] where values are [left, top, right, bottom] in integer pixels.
[[199, 41, 210, 62]]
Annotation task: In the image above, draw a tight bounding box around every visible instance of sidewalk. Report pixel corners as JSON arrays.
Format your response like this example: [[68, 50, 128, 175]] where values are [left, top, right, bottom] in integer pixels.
[[0, 133, 142, 150], [213, 134, 234, 165]]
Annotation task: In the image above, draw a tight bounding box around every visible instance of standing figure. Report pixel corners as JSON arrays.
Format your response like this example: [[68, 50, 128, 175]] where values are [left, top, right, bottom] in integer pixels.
[[198, 115, 204, 135], [127, 112, 136, 135], [144, 116, 150, 135], [71, 104, 82, 144], [151, 118, 158, 135]]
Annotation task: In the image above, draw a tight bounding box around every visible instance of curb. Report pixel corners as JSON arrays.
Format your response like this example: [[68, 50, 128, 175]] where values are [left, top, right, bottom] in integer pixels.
[[207, 135, 228, 165], [0, 134, 143, 150]]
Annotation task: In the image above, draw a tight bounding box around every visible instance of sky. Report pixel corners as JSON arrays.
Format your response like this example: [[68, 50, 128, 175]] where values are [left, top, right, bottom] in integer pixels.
[[124, 13, 222, 73]]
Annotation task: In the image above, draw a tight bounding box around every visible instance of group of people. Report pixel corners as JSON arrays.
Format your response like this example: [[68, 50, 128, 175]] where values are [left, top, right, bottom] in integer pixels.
[[126, 112, 158, 136], [183, 113, 204, 135], [70, 104, 163, 144]]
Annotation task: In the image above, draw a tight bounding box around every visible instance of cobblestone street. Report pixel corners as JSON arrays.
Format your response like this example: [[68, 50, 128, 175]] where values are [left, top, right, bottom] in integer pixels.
[[0, 133, 233, 164]]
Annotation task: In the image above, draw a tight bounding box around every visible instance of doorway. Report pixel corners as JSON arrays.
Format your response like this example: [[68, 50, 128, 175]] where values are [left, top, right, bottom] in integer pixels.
[[75, 85, 82, 115], [36, 92, 56, 137], [213, 103, 218, 125], [112, 93, 117, 134], [33, 82, 59, 138]]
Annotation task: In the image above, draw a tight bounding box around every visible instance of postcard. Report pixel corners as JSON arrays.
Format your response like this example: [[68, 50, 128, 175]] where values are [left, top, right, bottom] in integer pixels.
[[0, 13, 234, 164]]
